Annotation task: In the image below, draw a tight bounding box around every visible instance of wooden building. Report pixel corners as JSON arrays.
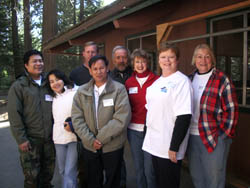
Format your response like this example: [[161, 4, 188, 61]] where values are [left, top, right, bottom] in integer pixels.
[[43, 0, 250, 185]]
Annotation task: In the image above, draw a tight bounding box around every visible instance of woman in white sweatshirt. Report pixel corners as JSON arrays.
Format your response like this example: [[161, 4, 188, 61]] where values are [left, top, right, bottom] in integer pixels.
[[47, 69, 78, 188]]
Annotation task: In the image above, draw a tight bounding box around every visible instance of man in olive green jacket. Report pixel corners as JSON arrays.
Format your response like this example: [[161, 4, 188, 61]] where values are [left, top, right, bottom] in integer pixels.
[[72, 55, 131, 188], [7, 50, 55, 188]]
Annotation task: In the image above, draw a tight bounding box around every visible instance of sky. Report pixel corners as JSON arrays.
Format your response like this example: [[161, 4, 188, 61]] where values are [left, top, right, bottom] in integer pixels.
[[103, 0, 116, 6]]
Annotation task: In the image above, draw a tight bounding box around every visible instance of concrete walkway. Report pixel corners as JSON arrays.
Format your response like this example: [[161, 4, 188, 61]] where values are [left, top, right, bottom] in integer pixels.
[[0, 121, 195, 188], [0, 95, 195, 188]]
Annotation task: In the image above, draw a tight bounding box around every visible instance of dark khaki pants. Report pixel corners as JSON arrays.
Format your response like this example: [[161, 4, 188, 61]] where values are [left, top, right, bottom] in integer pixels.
[[19, 138, 55, 188]]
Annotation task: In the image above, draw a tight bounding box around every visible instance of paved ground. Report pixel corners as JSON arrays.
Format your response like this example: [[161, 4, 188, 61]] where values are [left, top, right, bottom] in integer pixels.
[[0, 95, 195, 188], [0, 123, 195, 188]]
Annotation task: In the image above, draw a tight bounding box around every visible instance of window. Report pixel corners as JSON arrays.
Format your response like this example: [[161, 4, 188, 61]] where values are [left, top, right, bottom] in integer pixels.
[[127, 32, 157, 72], [98, 43, 105, 55], [166, 10, 250, 107], [210, 11, 250, 107]]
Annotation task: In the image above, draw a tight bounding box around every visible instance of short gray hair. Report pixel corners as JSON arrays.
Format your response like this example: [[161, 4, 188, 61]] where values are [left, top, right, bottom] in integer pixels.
[[112, 45, 130, 59]]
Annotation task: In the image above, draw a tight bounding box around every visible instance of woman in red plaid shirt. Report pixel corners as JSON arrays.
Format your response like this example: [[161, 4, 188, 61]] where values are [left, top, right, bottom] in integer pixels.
[[187, 44, 239, 188]]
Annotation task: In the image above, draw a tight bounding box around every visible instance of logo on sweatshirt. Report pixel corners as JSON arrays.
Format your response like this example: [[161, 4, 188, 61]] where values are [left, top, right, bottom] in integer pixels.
[[161, 87, 167, 93]]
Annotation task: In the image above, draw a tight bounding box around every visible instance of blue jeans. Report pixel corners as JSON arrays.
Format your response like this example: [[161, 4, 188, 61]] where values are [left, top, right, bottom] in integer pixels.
[[128, 129, 156, 188], [55, 142, 78, 188], [187, 135, 232, 188]]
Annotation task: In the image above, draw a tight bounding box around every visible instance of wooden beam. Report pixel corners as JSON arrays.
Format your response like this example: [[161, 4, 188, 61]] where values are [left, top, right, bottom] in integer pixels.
[[68, 39, 80, 46], [157, 23, 174, 48], [157, 0, 250, 45], [169, 0, 250, 26], [45, 50, 81, 56], [162, 25, 173, 42]]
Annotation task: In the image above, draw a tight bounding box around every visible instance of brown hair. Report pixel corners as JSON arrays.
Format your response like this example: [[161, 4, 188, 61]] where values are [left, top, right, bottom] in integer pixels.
[[130, 48, 150, 69], [158, 43, 180, 60]]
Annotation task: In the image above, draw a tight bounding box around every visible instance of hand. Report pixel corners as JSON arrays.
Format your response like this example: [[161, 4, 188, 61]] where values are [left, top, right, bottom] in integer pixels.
[[168, 150, 177, 163], [93, 139, 102, 150], [19, 141, 32, 152], [64, 122, 72, 132]]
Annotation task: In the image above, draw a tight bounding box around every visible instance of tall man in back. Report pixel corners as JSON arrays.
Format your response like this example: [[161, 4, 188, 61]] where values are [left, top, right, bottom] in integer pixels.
[[69, 41, 98, 188], [70, 41, 98, 86], [110, 45, 133, 188], [8, 50, 55, 188]]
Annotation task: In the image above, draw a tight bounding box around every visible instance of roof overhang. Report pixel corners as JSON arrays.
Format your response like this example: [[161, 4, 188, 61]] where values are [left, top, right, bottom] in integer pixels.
[[43, 0, 163, 54]]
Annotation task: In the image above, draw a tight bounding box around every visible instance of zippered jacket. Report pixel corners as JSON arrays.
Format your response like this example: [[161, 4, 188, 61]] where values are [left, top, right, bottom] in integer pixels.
[[72, 76, 131, 153], [7, 71, 53, 145]]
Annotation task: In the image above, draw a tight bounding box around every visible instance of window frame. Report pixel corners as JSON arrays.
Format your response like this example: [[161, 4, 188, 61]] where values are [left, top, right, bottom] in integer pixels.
[[166, 10, 250, 108], [126, 31, 157, 72]]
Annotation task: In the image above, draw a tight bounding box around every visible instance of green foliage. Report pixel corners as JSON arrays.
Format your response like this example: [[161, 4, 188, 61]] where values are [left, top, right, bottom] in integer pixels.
[[84, 0, 103, 18], [0, 0, 15, 89], [55, 46, 82, 76], [0, 0, 105, 89], [57, 0, 104, 32], [57, 0, 75, 32], [30, 0, 43, 50], [55, 0, 104, 75]]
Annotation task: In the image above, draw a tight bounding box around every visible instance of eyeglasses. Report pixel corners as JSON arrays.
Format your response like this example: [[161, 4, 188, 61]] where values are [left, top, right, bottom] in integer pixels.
[[196, 55, 211, 59]]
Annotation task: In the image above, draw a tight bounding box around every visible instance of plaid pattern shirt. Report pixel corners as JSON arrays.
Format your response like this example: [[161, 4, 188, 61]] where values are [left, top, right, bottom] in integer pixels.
[[190, 68, 239, 153]]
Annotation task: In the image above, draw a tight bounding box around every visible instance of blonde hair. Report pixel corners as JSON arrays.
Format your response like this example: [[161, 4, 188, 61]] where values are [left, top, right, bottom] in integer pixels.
[[83, 41, 99, 53], [191, 44, 216, 66]]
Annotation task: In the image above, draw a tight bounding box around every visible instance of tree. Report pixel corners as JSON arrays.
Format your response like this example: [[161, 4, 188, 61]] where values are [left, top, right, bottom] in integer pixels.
[[73, 0, 76, 25], [23, 0, 32, 51], [0, 0, 14, 87], [42, 0, 57, 71], [57, 0, 104, 32], [54, 0, 104, 76], [57, 0, 75, 32], [79, 0, 84, 21], [11, 0, 23, 78], [30, 0, 43, 50], [84, 0, 102, 17]]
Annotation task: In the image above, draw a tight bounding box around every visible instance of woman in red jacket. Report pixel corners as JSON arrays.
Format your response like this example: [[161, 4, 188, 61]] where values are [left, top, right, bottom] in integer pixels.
[[125, 49, 158, 188]]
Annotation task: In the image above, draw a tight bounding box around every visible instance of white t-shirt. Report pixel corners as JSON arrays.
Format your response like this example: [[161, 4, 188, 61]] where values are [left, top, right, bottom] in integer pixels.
[[142, 71, 193, 160], [34, 76, 42, 86], [52, 86, 78, 144], [190, 70, 213, 135]]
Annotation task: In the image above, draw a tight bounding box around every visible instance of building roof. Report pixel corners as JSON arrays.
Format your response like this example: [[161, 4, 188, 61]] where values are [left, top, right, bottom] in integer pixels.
[[43, 0, 163, 54]]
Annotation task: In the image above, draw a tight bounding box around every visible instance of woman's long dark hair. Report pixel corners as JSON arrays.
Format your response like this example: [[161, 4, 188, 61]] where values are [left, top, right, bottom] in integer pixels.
[[46, 69, 74, 97]]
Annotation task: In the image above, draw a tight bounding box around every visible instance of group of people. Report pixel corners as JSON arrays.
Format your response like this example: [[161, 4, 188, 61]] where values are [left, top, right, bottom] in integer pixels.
[[7, 41, 238, 188]]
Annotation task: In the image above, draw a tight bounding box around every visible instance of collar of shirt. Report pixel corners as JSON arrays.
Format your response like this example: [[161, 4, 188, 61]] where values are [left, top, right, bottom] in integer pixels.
[[33, 76, 42, 86], [94, 83, 106, 96]]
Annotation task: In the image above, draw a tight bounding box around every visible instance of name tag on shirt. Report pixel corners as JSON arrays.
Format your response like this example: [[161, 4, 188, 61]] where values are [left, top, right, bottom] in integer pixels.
[[103, 99, 114, 107], [129, 87, 138, 94], [45, 94, 53, 101]]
